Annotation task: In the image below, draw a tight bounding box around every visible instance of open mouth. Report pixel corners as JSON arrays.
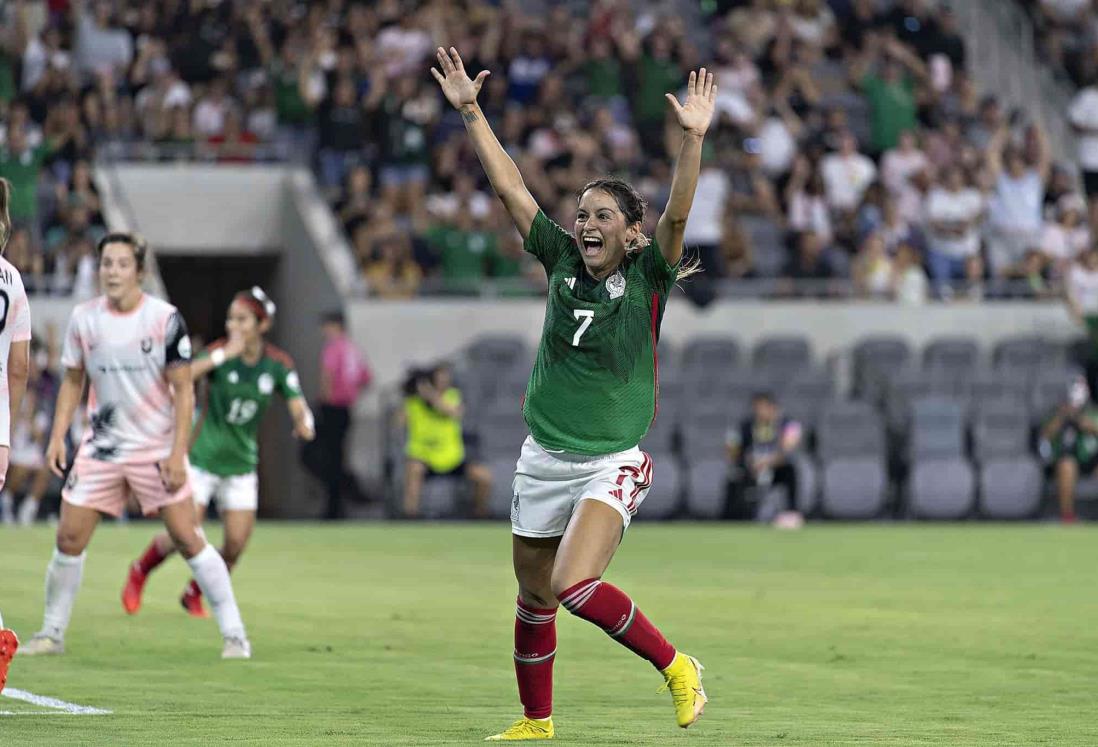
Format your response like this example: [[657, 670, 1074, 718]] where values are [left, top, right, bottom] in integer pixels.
[[581, 235, 604, 258]]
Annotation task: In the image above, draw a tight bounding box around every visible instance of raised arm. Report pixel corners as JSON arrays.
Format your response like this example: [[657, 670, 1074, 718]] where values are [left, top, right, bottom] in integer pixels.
[[655, 68, 717, 266], [431, 47, 539, 239]]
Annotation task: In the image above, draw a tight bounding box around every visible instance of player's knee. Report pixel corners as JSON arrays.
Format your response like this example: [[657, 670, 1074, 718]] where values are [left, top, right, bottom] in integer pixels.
[[173, 532, 207, 559], [550, 572, 599, 605], [222, 540, 246, 565], [55, 530, 87, 556], [518, 586, 556, 610], [1056, 458, 1078, 478]]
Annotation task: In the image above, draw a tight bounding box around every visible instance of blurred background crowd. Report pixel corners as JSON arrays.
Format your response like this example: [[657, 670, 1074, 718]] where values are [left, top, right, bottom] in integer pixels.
[[2, 0, 1098, 304]]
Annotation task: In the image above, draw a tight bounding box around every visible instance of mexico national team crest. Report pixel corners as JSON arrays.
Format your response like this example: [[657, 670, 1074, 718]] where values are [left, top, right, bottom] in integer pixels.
[[606, 270, 626, 299], [258, 373, 275, 395]]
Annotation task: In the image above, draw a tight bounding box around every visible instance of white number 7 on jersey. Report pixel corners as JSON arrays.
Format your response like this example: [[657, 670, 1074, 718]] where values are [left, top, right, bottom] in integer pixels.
[[572, 309, 594, 346]]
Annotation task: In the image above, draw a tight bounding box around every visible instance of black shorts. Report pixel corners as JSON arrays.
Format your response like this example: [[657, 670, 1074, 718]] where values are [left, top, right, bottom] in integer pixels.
[[425, 461, 467, 480], [1083, 171, 1098, 198]]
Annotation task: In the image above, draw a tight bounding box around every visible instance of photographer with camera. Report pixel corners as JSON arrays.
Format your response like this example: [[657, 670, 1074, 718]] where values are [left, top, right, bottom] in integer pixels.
[[400, 362, 491, 519], [1041, 376, 1098, 523]]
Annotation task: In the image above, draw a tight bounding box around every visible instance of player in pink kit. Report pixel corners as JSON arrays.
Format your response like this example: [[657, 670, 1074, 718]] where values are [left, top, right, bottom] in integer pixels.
[[0, 178, 32, 690], [18, 232, 251, 659]]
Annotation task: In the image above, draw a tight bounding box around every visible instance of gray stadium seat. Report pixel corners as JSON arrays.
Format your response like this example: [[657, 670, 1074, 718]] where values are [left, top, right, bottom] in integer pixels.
[[1030, 365, 1084, 425], [752, 335, 813, 373], [641, 396, 679, 454], [816, 400, 885, 460], [475, 404, 529, 457], [467, 334, 530, 375], [739, 216, 785, 277], [680, 408, 737, 460], [485, 457, 518, 520], [908, 396, 966, 460], [853, 336, 913, 403], [820, 457, 887, 519], [635, 454, 681, 520], [908, 458, 976, 519], [967, 370, 1030, 418], [684, 458, 728, 518], [681, 336, 741, 385], [992, 335, 1064, 379], [979, 458, 1042, 519], [971, 406, 1031, 462], [922, 336, 981, 373], [792, 452, 819, 515]]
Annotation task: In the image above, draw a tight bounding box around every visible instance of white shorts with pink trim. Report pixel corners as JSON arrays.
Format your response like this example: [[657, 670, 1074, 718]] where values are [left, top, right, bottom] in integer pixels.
[[510, 435, 652, 538], [62, 455, 193, 518]]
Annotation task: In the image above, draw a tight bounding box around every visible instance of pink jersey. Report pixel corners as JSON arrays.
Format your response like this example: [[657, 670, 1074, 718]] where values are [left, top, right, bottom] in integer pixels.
[[61, 293, 191, 463], [0, 257, 32, 448]]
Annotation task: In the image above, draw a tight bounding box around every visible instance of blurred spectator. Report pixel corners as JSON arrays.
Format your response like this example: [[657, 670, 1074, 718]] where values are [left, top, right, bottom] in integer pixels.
[[1068, 76, 1098, 227], [1066, 247, 1098, 344], [725, 391, 803, 524], [0, 338, 53, 526], [880, 130, 928, 223], [400, 362, 491, 519], [314, 312, 372, 520], [923, 166, 985, 294], [74, 0, 134, 81], [820, 130, 877, 213], [1039, 193, 1091, 275], [785, 157, 833, 243], [364, 234, 423, 299], [853, 231, 894, 298], [1041, 375, 1098, 524], [853, 34, 924, 154], [892, 240, 930, 304], [986, 124, 1051, 277]]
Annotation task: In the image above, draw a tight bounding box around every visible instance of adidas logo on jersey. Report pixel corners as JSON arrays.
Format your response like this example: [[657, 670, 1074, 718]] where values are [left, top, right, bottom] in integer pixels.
[[564, 277, 576, 290]]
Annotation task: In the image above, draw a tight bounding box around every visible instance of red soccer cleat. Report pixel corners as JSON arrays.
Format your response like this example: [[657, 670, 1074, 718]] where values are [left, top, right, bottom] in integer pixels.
[[122, 563, 148, 615], [0, 629, 19, 694], [180, 586, 209, 619]]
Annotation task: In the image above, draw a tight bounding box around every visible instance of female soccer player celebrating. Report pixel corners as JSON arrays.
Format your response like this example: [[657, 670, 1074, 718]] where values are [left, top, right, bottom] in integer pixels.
[[122, 287, 315, 617], [0, 177, 32, 687], [432, 48, 714, 739], [19, 233, 251, 659]]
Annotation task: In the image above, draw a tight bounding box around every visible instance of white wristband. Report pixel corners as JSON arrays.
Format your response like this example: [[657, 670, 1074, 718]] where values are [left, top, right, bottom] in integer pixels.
[[210, 349, 226, 367]]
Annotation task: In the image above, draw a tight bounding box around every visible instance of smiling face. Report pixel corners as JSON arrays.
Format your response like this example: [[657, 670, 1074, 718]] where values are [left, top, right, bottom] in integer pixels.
[[226, 299, 268, 346], [574, 188, 637, 280]]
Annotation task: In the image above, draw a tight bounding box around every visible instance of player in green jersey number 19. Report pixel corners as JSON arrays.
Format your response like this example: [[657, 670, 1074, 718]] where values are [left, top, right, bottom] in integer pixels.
[[433, 48, 714, 740], [122, 287, 315, 618]]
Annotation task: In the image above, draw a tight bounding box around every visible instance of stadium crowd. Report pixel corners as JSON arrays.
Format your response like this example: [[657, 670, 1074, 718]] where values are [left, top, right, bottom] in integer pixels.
[[0, 0, 1093, 302]]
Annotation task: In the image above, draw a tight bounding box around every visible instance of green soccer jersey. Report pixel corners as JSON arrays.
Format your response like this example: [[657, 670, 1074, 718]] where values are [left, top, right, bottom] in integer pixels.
[[522, 210, 678, 455], [189, 342, 303, 476]]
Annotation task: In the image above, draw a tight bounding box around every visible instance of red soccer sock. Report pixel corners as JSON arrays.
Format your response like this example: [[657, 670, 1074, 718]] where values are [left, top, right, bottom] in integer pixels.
[[135, 540, 169, 576], [513, 598, 556, 719], [558, 579, 676, 671]]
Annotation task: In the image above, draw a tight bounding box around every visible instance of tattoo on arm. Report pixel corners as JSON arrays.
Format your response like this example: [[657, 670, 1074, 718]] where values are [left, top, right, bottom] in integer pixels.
[[461, 109, 478, 124]]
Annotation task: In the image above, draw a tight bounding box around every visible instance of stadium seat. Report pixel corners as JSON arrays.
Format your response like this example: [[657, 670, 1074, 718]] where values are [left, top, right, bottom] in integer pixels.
[[485, 457, 518, 520], [907, 458, 976, 519], [641, 402, 678, 455], [979, 458, 1042, 519], [816, 400, 885, 461], [475, 404, 530, 458], [635, 454, 682, 520], [419, 477, 462, 519], [971, 405, 1032, 462], [467, 334, 530, 376], [923, 336, 981, 374], [792, 452, 820, 515], [680, 407, 737, 460], [968, 370, 1031, 418], [819, 457, 887, 519], [1030, 365, 1084, 425], [681, 335, 741, 385], [752, 335, 813, 373], [684, 458, 728, 519], [992, 335, 1064, 380], [853, 336, 913, 404], [908, 396, 966, 460]]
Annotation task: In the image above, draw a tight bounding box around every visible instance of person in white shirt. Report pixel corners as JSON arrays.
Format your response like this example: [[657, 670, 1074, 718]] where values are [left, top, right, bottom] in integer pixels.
[[923, 166, 986, 294], [1040, 193, 1091, 275], [1068, 82, 1098, 225], [785, 157, 833, 244], [0, 178, 32, 684], [880, 130, 928, 223], [986, 125, 1050, 277], [820, 130, 877, 213], [19, 233, 251, 660]]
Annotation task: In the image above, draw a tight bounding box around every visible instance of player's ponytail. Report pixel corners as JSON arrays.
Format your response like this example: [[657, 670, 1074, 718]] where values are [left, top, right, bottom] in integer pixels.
[[0, 177, 12, 254], [578, 176, 703, 283]]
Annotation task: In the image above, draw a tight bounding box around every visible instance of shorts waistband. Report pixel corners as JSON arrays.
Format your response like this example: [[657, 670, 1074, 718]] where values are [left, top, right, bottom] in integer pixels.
[[528, 435, 637, 464]]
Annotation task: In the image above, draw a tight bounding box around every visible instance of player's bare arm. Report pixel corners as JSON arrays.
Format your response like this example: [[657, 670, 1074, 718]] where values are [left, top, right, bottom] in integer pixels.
[[655, 68, 717, 266], [189, 332, 245, 380], [288, 397, 315, 441], [431, 46, 539, 239], [161, 363, 194, 492], [45, 366, 85, 477], [6, 340, 29, 446]]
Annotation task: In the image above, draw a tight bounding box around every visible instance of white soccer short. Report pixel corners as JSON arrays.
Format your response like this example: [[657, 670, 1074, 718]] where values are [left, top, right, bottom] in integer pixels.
[[189, 466, 259, 512], [511, 435, 653, 538]]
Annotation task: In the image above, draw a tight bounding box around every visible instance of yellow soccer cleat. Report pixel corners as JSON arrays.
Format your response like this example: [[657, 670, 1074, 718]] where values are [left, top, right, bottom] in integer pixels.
[[485, 716, 555, 741], [659, 652, 707, 728]]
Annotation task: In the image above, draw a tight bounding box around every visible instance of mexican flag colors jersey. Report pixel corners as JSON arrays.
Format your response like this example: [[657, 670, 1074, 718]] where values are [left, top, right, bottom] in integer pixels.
[[522, 210, 678, 456], [189, 342, 303, 476]]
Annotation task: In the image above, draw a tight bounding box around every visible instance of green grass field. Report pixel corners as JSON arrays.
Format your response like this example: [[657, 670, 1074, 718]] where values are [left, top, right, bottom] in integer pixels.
[[3, 522, 1098, 745]]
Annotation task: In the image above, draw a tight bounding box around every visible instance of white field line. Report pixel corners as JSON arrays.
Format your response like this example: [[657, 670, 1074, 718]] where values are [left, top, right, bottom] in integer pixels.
[[1, 687, 112, 715]]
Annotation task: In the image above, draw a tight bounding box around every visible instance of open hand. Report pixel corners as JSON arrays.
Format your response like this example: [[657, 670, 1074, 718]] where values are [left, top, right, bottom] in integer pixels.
[[46, 436, 68, 478], [430, 47, 490, 111], [158, 453, 187, 494], [666, 68, 717, 137]]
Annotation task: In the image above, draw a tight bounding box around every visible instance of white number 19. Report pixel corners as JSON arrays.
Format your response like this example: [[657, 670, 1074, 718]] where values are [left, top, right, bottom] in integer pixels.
[[572, 309, 594, 346]]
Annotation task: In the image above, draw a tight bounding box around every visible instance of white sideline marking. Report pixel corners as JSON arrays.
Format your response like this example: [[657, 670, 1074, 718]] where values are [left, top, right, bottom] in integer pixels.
[[1, 687, 112, 715]]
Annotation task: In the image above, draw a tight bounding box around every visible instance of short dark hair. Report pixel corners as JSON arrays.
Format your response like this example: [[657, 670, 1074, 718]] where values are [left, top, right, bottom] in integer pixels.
[[96, 231, 148, 270], [322, 311, 346, 328], [752, 391, 775, 405]]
